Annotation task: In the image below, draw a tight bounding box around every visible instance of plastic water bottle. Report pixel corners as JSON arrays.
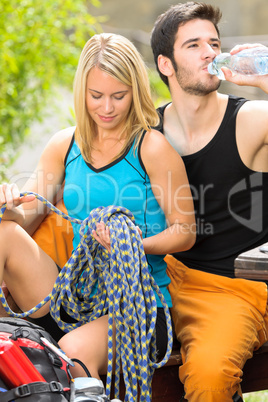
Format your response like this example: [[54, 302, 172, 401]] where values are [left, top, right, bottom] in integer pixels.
[[207, 46, 268, 80]]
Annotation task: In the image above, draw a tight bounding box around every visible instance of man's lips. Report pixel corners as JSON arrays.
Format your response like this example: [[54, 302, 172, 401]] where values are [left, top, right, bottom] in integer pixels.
[[203, 64, 210, 72]]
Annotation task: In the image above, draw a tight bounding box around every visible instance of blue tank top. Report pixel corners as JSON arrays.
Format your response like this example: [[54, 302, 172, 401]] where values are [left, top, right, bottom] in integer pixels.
[[63, 132, 171, 307]]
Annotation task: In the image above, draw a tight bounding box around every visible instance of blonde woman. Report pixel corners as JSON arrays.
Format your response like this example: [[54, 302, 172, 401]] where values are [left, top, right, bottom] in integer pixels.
[[0, 33, 195, 379]]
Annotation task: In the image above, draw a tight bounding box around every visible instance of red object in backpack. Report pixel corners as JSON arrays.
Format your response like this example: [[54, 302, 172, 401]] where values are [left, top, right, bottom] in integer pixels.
[[0, 334, 46, 388], [0, 318, 70, 402]]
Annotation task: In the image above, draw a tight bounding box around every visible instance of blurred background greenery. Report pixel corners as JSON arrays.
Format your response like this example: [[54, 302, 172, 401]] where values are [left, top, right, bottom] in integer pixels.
[[0, 0, 104, 180], [244, 391, 268, 401], [2, 0, 268, 182], [1, 1, 268, 399]]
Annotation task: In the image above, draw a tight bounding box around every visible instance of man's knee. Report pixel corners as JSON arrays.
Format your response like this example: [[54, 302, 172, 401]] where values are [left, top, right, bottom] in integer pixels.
[[180, 348, 242, 398]]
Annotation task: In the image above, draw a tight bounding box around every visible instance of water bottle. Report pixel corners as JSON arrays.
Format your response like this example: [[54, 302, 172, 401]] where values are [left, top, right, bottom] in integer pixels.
[[207, 46, 268, 80]]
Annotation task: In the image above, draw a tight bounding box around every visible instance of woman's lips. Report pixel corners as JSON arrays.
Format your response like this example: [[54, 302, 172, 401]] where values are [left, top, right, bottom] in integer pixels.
[[98, 115, 116, 122]]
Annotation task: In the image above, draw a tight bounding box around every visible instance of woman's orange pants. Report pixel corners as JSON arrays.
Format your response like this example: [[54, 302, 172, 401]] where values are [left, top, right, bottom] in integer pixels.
[[165, 255, 268, 402]]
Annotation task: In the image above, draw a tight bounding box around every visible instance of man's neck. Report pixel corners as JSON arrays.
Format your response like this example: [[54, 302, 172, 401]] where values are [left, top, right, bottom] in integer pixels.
[[163, 91, 228, 156]]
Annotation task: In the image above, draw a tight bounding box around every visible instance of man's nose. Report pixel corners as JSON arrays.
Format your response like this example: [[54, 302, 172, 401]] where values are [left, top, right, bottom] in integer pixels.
[[203, 44, 218, 60]]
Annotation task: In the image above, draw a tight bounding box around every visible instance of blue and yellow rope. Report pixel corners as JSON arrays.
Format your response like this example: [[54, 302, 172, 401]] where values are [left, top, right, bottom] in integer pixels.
[[0, 191, 173, 402]]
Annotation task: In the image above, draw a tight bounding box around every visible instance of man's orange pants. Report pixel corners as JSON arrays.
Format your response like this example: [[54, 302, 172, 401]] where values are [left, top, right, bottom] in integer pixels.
[[165, 255, 268, 402]]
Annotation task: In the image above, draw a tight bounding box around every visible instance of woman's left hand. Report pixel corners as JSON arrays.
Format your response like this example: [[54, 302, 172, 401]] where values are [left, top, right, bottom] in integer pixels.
[[92, 221, 111, 253]]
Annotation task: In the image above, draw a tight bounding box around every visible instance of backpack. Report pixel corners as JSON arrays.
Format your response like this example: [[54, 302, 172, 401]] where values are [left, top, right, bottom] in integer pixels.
[[0, 317, 70, 402]]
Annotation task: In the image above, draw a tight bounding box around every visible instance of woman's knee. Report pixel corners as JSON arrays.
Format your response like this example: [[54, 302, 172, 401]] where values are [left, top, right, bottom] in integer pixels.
[[0, 220, 31, 265], [59, 331, 82, 358], [0, 221, 23, 274], [0, 220, 19, 249], [59, 331, 102, 378], [59, 318, 110, 378]]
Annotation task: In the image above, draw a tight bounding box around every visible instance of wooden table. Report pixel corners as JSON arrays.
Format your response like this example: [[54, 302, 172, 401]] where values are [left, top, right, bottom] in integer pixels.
[[234, 242, 268, 281]]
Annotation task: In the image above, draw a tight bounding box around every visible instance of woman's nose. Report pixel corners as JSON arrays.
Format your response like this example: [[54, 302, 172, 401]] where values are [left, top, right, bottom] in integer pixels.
[[103, 98, 114, 113]]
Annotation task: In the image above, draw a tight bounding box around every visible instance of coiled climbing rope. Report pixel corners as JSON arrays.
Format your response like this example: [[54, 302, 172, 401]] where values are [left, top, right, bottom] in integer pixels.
[[0, 191, 173, 402]]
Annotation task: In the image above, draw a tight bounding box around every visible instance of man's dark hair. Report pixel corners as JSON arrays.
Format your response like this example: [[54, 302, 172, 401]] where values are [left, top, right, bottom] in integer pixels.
[[151, 2, 222, 86]]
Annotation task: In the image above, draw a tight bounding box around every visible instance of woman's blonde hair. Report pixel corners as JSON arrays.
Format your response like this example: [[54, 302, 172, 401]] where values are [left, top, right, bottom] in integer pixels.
[[73, 33, 159, 163]]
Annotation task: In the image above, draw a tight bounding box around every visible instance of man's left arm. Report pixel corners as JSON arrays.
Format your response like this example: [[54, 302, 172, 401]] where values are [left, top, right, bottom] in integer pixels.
[[236, 100, 268, 172]]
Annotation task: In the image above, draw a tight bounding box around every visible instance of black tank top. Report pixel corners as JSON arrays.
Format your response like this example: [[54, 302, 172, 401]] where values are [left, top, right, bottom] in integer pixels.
[[157, 95, 268, 277]]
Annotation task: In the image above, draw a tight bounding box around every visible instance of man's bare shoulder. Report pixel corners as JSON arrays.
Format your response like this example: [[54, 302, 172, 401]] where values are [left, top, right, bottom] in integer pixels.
[[237, 100, 268, 133], [237, 100, 268, 171]]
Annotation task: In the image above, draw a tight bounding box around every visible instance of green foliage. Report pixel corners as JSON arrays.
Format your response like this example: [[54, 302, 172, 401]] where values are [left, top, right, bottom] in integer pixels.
[[0, 0, 104, 180], [244, 391, 268, 401], [149, 69, 171, 108]]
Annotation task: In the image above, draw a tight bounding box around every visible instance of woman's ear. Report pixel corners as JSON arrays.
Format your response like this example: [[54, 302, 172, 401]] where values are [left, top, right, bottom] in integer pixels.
[[157, 55, 174, 78]]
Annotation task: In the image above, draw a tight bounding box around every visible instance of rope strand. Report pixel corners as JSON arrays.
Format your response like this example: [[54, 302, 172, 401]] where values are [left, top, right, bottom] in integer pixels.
[[0, 191, 173, 401]]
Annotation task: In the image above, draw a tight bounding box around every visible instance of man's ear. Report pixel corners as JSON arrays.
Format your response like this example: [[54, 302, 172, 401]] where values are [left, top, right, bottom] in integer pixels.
[[158, 54, 174, 77]]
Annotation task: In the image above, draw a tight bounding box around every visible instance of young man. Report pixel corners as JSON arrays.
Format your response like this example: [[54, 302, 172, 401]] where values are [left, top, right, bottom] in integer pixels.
[[151, 2, 268, 401]]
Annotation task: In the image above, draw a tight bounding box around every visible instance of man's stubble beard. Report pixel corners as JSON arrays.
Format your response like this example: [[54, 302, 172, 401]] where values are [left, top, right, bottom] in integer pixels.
[[175, 64, 221, 96]]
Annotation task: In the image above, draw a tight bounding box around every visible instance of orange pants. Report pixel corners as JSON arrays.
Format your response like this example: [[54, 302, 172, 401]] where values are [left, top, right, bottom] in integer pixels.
[[165, 255, 268, 402]]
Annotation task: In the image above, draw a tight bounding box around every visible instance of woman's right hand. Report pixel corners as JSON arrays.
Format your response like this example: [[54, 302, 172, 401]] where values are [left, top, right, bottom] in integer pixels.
[[0, 183, 35, 211], [92, 221, 111, 253]]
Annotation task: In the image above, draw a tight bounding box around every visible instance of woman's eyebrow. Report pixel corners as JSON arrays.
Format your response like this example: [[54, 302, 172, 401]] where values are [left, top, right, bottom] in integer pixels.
[[88, 88, 129, 95]]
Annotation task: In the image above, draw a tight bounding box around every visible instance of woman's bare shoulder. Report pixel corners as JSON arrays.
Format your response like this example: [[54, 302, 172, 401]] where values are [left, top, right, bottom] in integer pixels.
[[142, 128, 182, 160], [48, 126, 76, 146], [39, 126, 76, 166]]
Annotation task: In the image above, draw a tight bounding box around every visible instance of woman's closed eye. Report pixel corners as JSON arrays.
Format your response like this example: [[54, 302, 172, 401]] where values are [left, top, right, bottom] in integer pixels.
[[90, 94, 125, 100], [91, 94, 102, 99], [114, 95, 125, 100]]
